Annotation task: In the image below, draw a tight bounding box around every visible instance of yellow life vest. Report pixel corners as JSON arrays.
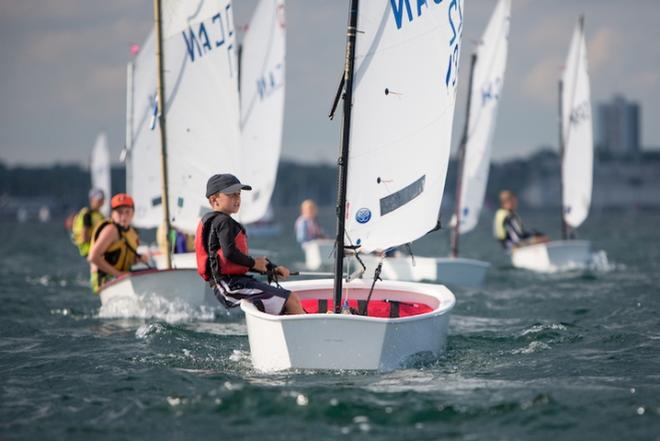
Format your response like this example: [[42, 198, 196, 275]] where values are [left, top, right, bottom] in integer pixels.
[[71, 207, 106, 256], [89, 220, 140, 293], [493, 208, 510, 240]]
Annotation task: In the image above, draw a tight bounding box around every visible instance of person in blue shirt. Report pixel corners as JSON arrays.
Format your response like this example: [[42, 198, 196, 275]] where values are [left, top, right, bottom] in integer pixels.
[[294, 199, 326, 244]]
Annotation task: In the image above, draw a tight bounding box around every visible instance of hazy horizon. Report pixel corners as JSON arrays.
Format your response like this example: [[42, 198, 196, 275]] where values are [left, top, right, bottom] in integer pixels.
[[1, 0, 659, 167]]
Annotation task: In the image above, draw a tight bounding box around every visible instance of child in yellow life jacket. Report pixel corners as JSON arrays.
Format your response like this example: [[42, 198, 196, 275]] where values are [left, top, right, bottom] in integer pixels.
[[71, 188, 106, 257], [195, 174, 305, 315], [493, 190, 549, 249], [88, 193, 149, 293]]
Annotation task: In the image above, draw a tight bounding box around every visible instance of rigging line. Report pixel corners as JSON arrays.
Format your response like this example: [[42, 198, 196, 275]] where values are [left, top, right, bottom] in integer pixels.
[[360, 260, 382, 316]]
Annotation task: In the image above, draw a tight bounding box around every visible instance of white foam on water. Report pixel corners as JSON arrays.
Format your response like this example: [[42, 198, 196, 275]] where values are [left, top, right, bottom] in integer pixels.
[[521, 323, 567, 336], [588, 249, 619, 272], [99, 293, 219, 323], [511, 341, 551, 355]]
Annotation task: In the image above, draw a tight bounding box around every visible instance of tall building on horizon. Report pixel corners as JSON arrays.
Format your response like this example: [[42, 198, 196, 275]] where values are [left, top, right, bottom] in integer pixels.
[[596, 94, 641, 156]]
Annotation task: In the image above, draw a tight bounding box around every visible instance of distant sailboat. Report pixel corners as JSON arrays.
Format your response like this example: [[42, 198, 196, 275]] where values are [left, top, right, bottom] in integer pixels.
[[511, 16, 604, 273], [357, 0, 511, 288], [91, 132, 111, 217], [241, 0, 461, 371]]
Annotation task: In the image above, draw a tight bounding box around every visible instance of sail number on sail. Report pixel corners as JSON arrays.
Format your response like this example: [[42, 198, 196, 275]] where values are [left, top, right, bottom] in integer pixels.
[[181, 3, 236, 75], [257, 63, 284, 101], [445, 0, 463, 88], [569, 100, 590, 126], [481, 77, 503, 106], [389, 0, 463, 89]]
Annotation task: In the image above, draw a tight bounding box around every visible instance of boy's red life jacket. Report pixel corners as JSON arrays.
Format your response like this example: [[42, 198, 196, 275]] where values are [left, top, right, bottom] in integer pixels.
[[195, 212, 250, 281]]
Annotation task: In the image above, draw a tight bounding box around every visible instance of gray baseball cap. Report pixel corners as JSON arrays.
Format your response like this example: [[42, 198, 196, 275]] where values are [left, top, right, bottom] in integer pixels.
[[205, 174, 252, 198]]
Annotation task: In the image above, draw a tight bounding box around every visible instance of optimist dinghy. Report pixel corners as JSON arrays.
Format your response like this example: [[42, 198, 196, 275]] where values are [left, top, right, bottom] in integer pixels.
[[102, 0, 243, 310], [242, 0, 463, 371], [131, 0, 286, 277], [511, 16, 607, 273]]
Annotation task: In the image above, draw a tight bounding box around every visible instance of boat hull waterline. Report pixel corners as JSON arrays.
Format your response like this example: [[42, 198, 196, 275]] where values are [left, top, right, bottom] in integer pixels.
[[241, 279, 455, 371], [511, 240, 601, 273], [359, 255, 490, 288], [98, 269, 218, 317], [302, 239, 335, 270]]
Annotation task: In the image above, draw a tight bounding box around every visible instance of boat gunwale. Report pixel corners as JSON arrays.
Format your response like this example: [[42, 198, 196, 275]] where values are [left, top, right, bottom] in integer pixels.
[[240, 278, 455, 324], [511, 239, 591, 256], [98, 267, 199, 292]]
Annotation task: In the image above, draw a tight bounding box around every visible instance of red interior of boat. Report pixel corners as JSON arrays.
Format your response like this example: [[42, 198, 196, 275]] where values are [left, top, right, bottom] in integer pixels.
[[301, 298, 432, 318]]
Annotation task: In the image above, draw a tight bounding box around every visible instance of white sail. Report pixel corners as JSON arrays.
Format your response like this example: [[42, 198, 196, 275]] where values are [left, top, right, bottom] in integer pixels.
[[345, 1, 463, 252], [561, 17, 593, 229], [456, 0, 510, 234], [125, 30, 163, 229], [91, 132, 111, 216], [238, 0, 286, 224], [161, 0, 241, 233]]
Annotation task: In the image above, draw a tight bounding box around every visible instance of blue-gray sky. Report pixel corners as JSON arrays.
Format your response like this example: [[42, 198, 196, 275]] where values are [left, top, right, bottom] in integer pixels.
[[1, 0, 659, 167]]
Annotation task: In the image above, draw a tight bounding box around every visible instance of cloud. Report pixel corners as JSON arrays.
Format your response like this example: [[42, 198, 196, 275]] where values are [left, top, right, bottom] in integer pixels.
[[587, 27, 621, 71], [630, 71, 660, 90], [526, 19, 570, 48], [522, 56, 563, 105]]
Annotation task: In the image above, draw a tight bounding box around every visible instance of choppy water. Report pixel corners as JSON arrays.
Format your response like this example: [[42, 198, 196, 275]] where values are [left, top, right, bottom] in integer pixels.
[[1, 208, 659, 440]]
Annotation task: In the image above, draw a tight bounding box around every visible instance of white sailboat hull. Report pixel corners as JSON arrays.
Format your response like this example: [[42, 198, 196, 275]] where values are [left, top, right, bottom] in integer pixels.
[[98, 269, 218, 312], [359, 255, 490, 288], [241, 279, 455, 371], [302, 239, 335, 270], [511, 240, 592, 273], [152, 252, 197, 270]]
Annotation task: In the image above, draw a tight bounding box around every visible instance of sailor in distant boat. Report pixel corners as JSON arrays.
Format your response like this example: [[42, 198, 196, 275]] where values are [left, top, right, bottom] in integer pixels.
[[294, 199, 326, 244], [195, 174, 305, 315], [87, 193, 149, 293], [70, 188, 106, 257], [493, 190, 549, 249], [156, 223, 194, 255]]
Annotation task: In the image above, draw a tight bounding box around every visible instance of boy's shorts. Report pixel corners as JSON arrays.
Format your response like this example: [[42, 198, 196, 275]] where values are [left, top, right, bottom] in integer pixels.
[[214, 275, 291, 315]]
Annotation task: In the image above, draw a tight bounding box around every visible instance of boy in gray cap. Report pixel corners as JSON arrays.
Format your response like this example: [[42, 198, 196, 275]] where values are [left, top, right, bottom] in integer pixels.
[[195, 174, 305, 315]]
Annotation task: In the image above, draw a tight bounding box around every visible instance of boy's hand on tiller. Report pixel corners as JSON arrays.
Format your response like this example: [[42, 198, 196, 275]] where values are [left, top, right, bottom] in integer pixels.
[[276, 266, 290, 280]]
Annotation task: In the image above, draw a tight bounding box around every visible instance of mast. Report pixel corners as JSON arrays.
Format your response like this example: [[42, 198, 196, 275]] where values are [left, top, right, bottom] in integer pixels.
[[450, 53, 477, 258], [558, 78, 567, 240], [333, 0, 359, 313], [153, 0, 172, 269]]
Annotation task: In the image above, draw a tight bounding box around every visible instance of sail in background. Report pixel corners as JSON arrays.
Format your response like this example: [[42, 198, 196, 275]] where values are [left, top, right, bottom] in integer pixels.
[[344, 1, 464, 252], [561, 16, 593, 229], [456, 0, 510, 234], [161, 0, 241, 233], [125, 30, 162, 229], [91, 132, 111, 217], [238, 0, 286, 224]]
